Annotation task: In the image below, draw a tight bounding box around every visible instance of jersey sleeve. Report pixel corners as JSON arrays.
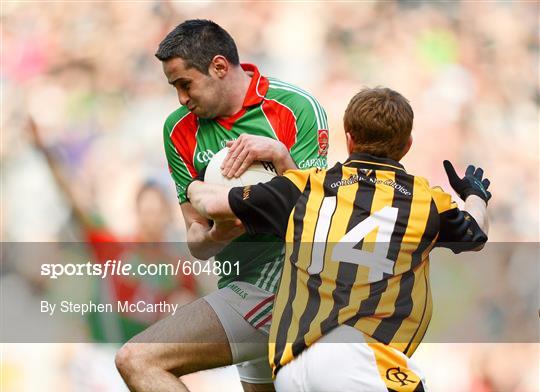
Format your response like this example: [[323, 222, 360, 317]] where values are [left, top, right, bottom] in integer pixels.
[[430, 186, 458, 214], [430, 186, 487, 253], [228, 172, 306, 239], [163, 116, 196, 204], [289, 95, 329, 170], [266, 82, 329, 170]]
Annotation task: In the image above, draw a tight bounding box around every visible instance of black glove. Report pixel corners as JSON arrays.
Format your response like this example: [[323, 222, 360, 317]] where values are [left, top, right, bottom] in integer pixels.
[[443, 160, 491, 204]]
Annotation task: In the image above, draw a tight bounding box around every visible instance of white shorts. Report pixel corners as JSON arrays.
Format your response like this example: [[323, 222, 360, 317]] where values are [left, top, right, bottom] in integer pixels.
[[274, 325, 428, 392], [204, 281, 274, 384]]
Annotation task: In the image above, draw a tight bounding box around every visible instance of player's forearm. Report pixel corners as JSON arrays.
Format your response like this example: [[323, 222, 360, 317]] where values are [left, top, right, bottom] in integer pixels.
[[272, 143, 297, 175], [186, 222, 229, 260], [464, 195, 489, 237], [187, 181, 236, 221]]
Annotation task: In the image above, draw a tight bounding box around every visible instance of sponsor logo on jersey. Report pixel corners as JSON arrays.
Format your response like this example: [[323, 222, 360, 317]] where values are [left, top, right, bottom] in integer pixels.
[[330, 174, 411, 195], [317, 129, 329, 156], [298, 157, 327, 169], [196, 149, 215, 163]]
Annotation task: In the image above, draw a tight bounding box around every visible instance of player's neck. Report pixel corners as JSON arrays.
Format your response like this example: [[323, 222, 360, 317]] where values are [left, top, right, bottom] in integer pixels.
[[220, 68, 252, 117]]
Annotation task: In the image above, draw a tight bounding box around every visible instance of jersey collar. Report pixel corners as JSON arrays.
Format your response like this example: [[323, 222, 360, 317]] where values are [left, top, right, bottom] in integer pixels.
[[343, 152, 406, 172], [241, 63, 269, 107], [216, 64, 269, 130]]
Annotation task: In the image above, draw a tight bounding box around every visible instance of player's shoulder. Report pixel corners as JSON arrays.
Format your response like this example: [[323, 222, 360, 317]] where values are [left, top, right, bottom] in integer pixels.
[[163, 106, 194, 136], [410, 173, 431, 189], [412, 174, 456, 212], [266, 77, 326, 114], [413, 174, 444, 195], [283, 167, 322, 192]]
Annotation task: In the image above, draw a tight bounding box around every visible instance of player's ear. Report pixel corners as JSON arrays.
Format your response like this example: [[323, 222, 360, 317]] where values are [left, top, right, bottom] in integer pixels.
[[345, 132, 356, 154], [210, 56, 229, 78], [399, 135, 413, 160]]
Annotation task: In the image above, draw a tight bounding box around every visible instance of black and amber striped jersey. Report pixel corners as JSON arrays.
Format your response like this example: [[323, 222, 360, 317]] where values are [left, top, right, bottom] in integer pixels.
[[229, 152, 487, 377]]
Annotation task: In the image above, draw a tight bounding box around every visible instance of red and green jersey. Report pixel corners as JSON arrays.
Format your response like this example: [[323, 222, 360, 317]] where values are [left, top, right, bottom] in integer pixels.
[[163, 64, 328, 289]]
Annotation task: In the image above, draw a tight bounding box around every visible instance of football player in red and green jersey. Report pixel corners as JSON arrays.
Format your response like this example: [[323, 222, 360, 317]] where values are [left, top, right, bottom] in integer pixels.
[[116, 20, 328, 392]]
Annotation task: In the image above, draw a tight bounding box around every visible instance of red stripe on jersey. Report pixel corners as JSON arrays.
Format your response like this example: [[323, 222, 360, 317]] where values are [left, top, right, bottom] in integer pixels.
[[170, 112, 198, 178], [244, 294, 275, 320], [261, 99, 297, 150]]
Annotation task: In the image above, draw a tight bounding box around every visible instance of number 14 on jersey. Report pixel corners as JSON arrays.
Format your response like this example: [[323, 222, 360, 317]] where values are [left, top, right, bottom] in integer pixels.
[[310, 197, 399, 283]]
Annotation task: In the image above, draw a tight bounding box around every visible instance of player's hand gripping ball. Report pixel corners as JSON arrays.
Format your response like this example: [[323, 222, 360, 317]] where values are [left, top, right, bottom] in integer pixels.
[[204, 147, 277, 186]]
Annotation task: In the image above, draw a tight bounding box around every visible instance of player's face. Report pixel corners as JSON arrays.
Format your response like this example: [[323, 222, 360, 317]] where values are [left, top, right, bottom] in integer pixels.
[[163, 57, 225, 119]]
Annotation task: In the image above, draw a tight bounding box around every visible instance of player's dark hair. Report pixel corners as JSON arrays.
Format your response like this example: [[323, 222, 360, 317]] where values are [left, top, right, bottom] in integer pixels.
[[344, 87, 413, 160], [155, 19, 240, 74]]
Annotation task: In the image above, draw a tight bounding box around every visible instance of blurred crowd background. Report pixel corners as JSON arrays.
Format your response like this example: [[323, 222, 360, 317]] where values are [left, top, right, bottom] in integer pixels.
[[1, 1, 538, 391]]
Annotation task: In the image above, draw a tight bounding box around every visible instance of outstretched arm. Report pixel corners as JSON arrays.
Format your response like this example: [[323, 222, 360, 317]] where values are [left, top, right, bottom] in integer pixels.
[[437, 160, 491, 252], [443, 160, 490, 237], [27, 117, 94, 230]]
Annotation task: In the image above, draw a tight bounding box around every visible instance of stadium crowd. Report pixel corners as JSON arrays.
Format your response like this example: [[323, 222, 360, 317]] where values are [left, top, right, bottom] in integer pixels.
[[1, 1, 538, 391]]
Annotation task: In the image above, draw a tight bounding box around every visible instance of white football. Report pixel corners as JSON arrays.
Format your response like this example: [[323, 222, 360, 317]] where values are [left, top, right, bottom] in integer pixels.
[[204, 147, 277, 186]]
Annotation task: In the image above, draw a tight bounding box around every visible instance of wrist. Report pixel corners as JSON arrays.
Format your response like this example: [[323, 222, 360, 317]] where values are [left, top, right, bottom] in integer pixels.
[[461, 188, 489, 204], [465, 194, 487, 206], [272, 143, 294, 175]]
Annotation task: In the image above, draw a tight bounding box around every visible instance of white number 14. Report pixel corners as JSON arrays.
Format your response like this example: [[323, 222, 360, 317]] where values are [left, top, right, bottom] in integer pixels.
[[309, 196, 398, 283]]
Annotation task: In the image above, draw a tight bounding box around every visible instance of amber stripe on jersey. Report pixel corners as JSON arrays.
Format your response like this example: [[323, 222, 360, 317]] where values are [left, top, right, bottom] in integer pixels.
[[269, 158, 442, 377], [270, 176, 312, 373], [291, 164, 349, 359]]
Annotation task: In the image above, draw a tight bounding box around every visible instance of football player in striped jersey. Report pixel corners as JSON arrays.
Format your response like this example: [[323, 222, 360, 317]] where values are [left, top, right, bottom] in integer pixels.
[[187, 87, 490, 391]]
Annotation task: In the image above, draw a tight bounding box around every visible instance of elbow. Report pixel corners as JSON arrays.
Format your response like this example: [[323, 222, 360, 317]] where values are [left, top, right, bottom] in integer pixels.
[[470, 231, 488, 252], [471, 242, 486, 252]]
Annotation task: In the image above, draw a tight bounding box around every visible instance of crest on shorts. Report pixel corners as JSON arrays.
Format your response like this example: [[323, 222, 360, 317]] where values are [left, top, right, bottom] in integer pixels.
[[386, 367, 416, 387]]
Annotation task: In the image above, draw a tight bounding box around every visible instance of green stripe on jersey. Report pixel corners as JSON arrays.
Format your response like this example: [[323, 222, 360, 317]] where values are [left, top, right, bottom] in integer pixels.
[[267, 78, 328, 130]]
